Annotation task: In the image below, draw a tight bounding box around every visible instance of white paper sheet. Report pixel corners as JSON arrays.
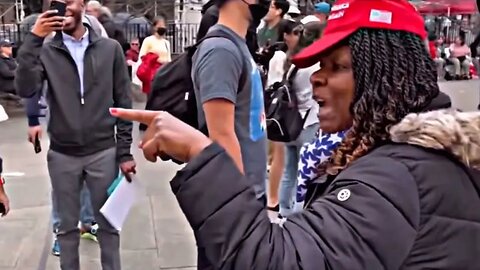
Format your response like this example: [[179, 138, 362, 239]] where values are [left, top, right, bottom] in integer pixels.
[[0, 104, 9, 122], [100, 174, 144, 231]]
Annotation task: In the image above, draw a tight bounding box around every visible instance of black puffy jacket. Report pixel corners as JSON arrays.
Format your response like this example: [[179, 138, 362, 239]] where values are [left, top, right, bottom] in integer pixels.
[[170, 94, 480, 269], [0, 55, 17, 94]]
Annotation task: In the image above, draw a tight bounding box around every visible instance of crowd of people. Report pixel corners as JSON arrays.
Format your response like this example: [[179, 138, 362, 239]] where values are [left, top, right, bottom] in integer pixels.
[[1, 0, 480, 269], [429, 32, 478, 80]]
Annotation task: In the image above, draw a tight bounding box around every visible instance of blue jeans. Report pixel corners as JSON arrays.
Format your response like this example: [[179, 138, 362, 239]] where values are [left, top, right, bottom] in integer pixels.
[[279, 123, 319, 217], [52, 183, 94, 232]]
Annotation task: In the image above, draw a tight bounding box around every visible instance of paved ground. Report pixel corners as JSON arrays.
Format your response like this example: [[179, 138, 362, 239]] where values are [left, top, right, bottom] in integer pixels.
[[0, 102, 196, 270], [438, 79, 480, 111], [0, 80, 478, 270]]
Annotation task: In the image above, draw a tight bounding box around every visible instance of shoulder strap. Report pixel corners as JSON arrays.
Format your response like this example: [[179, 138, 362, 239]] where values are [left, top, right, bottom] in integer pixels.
[[283, 65, 299, 86], [192, 28, 249, 93], [288, 67, 299, 85]]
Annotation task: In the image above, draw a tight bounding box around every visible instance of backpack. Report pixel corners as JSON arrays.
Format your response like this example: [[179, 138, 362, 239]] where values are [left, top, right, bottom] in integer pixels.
[[264, 66, 309, 142], [142, 29, 248, 133]]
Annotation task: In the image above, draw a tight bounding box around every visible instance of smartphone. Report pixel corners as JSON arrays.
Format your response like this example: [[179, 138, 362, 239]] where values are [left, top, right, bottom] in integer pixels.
[[34, 134, 42, 154], [0, 203, 5, 216], [49, 0, 67, 17]]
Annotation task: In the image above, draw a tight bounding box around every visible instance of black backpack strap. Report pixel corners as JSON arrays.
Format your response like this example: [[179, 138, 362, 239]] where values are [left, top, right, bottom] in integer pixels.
[[282, 64, 299, 85], [287, 66, 299, 86], [191, 28, 249, 93]]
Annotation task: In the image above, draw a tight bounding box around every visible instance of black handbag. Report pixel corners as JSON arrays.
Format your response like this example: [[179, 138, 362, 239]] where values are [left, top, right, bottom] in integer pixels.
[[264, 66, 309, 142]]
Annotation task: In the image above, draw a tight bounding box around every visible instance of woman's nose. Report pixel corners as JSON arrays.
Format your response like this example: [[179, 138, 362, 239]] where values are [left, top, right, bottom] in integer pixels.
[[310, 69, 327, 88]]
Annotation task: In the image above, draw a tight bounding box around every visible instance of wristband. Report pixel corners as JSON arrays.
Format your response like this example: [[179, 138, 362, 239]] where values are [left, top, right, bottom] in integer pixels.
[[0, 176, 4, 186]]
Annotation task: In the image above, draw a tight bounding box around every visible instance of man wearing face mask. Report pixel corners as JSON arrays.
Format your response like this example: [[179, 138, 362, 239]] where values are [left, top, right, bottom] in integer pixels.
[[197, 0, 260, 57], [191, 0, 269, 207]]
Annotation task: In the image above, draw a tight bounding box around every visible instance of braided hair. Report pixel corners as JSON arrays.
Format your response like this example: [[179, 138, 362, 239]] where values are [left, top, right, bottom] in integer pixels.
[[327, 29, 440, 174]]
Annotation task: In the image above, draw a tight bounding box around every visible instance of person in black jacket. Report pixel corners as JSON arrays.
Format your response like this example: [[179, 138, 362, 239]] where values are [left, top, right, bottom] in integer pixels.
[[0, 39, 17, 95], [14, 1, 135, 268], [111, 0, 480, 269], [197, 0, 219, 40], [86, 1, 128, 52]]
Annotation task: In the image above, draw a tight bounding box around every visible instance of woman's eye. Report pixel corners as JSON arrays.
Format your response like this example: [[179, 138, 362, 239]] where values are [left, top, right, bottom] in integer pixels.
[[334, 63, 349, 71]]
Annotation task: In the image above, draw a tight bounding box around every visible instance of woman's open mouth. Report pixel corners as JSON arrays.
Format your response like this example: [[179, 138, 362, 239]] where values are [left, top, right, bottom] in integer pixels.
[[317, 99, 325, 107]]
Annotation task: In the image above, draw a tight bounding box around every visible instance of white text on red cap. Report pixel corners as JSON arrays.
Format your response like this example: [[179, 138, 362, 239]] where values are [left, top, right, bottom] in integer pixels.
[[331, 3, 349, 12], [329, 3, 349, 20]]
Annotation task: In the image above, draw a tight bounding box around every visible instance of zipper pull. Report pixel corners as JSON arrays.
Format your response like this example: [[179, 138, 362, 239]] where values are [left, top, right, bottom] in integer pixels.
[[81, 97, 85, 105]]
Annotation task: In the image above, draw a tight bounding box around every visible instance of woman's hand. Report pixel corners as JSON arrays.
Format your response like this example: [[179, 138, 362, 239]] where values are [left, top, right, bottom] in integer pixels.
[[110, 108, 212, 163]]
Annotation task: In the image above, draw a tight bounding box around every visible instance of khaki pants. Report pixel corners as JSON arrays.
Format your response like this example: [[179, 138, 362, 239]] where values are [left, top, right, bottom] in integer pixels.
[[450, 57, 471, 76]]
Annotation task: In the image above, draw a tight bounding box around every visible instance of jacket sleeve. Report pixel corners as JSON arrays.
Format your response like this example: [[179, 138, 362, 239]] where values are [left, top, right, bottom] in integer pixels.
[[14, 33, 45, 98], [25, 92, 41, 127], [112, 42, 133, 163], [171, 144, 420, 270], [0, 59, 15, 79]]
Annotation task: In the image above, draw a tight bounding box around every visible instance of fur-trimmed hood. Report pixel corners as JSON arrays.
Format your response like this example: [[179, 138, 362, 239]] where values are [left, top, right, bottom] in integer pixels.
[[390, 97, 480, 169]]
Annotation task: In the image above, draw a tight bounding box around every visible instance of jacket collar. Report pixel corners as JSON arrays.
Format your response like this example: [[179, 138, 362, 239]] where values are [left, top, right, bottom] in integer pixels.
[[50, 23, 101, 48], [420, 91, 452, 112], [310, 91, 453, 186]]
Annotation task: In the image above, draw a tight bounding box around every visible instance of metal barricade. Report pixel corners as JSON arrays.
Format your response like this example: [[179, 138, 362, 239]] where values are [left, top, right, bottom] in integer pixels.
[[0, 22, 199, 55]]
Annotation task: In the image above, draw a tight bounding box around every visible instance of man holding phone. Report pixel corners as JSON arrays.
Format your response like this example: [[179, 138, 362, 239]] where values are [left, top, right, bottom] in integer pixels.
[[14, 0, 134, 269], [25, 2, 110, 256]]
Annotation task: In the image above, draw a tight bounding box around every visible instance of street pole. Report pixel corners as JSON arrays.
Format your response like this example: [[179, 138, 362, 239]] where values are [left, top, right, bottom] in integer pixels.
[[20, 0, 24, 21]]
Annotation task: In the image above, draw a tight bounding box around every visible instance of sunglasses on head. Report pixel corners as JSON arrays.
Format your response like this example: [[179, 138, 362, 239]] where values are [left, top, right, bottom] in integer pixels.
[[292, 30, 302, 36], [291, 24, 304, 36]]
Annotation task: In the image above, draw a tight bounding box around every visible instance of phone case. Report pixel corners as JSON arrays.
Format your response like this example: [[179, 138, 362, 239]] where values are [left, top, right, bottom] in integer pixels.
[[49, 0, 66, 17], [34, 134, 42, 154]]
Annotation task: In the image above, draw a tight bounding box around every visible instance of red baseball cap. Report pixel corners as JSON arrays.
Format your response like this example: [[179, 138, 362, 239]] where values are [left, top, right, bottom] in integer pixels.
[[292, 0, 427, 68]]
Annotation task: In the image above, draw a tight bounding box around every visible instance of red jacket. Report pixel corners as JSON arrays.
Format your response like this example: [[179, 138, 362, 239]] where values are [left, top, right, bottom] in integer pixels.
[[125, 49, 139, 62], [428, 41, 437, 59], [137, 52, 162, 94]]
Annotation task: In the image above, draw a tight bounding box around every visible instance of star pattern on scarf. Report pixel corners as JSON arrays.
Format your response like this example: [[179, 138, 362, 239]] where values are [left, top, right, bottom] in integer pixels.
[[296, 130, 347, 203]]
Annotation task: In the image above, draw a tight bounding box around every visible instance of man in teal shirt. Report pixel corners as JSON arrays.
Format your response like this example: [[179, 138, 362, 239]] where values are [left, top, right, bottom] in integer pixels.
[[257, 0, 290, 48]]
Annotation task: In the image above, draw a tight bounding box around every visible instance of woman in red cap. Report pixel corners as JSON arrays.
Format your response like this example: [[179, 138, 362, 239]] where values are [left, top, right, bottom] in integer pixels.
[[110, 0, 480, 268]]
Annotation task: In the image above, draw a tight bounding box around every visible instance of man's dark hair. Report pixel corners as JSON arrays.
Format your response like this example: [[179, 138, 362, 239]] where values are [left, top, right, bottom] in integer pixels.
[[277, 19, 298, 41], [328, 29, 439, 173], [274, 0, 290, 17], [197, 0, 259, 57]]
